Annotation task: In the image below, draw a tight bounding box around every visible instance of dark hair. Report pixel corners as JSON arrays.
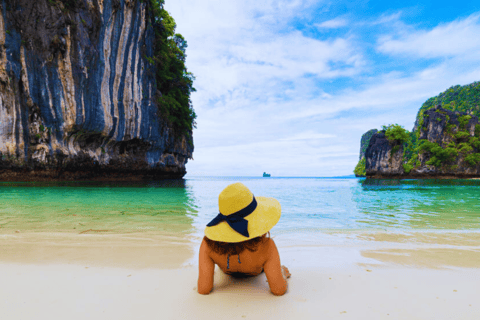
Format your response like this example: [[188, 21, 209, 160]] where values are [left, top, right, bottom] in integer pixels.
[[204, 232, 270, 256]]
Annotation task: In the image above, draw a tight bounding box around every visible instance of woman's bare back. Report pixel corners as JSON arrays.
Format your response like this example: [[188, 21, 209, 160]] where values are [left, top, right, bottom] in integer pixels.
[[198, 237, 289, 295]]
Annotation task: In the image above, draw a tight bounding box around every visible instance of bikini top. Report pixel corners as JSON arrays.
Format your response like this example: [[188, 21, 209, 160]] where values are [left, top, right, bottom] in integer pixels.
[[225, 254, 261, 277]]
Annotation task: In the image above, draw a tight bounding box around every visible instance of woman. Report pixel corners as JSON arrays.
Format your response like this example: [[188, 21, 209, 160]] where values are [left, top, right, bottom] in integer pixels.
[[198, 182, 291, 295]]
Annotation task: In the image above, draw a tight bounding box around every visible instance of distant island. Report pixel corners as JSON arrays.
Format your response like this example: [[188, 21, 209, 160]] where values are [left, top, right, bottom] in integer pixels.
[[263, 172, 271, 177], [355, 81, 480, 179]]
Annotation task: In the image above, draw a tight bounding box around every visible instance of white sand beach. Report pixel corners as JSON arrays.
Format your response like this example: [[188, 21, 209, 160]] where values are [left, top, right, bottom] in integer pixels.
[[1, 231, 479, 320]]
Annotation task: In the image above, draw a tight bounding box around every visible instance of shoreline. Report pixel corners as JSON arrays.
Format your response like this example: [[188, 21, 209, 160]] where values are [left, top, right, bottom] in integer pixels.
[[1, 230, 480, 269]]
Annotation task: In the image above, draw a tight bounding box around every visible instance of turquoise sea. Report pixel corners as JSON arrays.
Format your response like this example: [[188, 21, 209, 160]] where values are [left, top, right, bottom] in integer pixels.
[[1, 177, 479, 238]]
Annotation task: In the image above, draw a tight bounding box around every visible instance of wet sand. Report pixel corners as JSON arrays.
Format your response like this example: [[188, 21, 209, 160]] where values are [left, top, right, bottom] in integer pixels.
[[0, 232, 194, 269], [1, 231, 479, 319]]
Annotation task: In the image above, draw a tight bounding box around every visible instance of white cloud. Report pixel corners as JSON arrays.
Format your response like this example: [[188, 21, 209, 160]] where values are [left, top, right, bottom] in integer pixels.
[[371, 12, 403, 26], [185, 28, 364, 116], [165, 2, 480, 176], [378, 13, 480, 58], [186, 56, 480, 176], [315, 17, 348, 29], [168, 0, 364, 108], [279, 131, 335, 141]]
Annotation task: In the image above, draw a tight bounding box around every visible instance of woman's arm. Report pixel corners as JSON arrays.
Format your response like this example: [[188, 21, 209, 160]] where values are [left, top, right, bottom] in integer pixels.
[[197, 238, 215, 294], [263, 239, 288, 296]]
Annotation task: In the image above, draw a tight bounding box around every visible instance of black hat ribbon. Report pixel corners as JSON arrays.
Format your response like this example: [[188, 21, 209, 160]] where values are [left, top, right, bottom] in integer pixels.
[[206, 196, 257, 238]]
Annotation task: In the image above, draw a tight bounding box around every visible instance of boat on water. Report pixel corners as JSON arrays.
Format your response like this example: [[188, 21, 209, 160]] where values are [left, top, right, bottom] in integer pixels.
[[263, 172, 271, 177]]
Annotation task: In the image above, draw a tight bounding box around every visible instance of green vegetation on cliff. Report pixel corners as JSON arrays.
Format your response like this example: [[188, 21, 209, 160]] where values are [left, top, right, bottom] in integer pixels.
[[354, 158, 366, 176], [357, 81, 480, 175], [383, 124, 410, 144], [417, 113, 480, 168], [381, 113, 480, 173], [418, 140, 458, 168], [150, 0, 196, 135], [382, 124, 410, 156], [416, 81, 480, 127]]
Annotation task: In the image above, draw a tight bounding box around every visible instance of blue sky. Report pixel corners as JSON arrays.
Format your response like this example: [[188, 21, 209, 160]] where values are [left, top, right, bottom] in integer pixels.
[[165, 0, 480, 177]]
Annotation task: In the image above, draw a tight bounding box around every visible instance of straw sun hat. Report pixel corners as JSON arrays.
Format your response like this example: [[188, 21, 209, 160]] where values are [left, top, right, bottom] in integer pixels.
[[204, 182, 281, 243]]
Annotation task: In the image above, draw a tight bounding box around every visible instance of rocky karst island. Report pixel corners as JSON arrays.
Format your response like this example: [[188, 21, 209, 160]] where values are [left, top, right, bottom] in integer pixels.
[[356, 81, 480, 179], [0, 0, 195, 180]]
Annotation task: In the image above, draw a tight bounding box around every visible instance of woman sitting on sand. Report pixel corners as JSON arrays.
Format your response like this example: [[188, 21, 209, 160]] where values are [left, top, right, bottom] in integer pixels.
[[198, 182, 291, 296]]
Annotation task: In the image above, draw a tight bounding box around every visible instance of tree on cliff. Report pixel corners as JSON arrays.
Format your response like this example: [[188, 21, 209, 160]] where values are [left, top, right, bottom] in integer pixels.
[[354, 158, 366, 177], [150, 0, 197, 135]]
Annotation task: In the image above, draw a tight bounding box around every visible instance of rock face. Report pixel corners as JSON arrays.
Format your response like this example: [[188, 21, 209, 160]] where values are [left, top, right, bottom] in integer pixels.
[[359, 129, 377, 160], [353, 129, 377, 177], [365, 131, 404, 177], [0, 0, 193, 180], [365, 106, 480, 178]]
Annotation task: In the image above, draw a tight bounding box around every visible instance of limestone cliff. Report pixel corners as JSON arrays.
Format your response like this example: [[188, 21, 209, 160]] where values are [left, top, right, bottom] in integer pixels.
[[353, 129, 377, 177], [365, 106, 480, 178], [0, 0, 193, 180], [359, 129, 377, 160], [365, 131, 405, 177]]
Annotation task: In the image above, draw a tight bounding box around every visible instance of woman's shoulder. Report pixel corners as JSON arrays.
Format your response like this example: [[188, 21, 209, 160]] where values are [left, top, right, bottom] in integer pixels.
[[263, 237, 274, 247], [259, 237, 277, 256]]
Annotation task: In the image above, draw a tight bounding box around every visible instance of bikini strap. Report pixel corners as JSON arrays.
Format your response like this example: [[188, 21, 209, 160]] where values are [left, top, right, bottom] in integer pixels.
[[227, 254, 240, 270]]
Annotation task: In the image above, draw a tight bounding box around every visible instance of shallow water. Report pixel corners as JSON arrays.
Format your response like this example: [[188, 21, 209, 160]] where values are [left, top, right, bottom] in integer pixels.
[[0, 177, 479, 238], [0, 180, 196, 234], [188, 177, 480, 234]]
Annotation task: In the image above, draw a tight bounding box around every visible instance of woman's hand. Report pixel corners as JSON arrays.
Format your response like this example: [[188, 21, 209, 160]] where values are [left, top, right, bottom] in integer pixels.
[[281, 265, 291, 279]]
